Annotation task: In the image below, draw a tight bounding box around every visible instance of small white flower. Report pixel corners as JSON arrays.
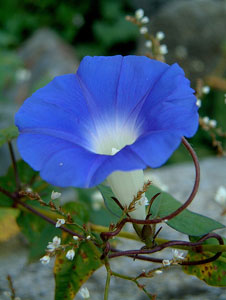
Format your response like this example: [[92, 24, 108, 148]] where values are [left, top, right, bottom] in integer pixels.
[[135, 8, 144, 20], [155, 270, 163, 274], [66, 249, 75, 260], [91, 190, 103, 210], [215, 186, 226, 206], [73, 235, 79, 241], [202, 116, 210, 125], [47, 236, 61, 252], [209, 119, 217, 128], [140, 27, 148, 34], [141, 16, 149, 24], [15, 68, 31, 82], [159, 44, 168, 55], [162, 259, 171, 266], [40, 255, 50, 265], [86, 235, 91, 240], [51, 191, 61, 200], [196, 99, 202, 108], [156, 31, 165, 41], [145, 40, 152, 48], [79, 287, 90, 299], [55, 218, 65, 228], [202, 86, 210, 94], [172, 249, 185, 260]]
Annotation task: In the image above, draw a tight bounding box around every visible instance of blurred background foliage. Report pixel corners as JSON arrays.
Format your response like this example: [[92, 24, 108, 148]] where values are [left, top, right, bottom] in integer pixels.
[[0, 0, 137, 56], [0, 0, 225, 169]]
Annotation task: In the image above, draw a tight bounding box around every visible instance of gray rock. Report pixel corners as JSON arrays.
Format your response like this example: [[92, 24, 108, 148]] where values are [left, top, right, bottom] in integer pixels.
[[0, 157, 226, 299], [139, 0, 226, 81], [18, 28, 79, 88]]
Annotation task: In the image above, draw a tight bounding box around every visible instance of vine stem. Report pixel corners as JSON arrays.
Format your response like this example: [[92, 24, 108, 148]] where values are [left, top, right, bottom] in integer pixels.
[[91, 224, 226, 253]]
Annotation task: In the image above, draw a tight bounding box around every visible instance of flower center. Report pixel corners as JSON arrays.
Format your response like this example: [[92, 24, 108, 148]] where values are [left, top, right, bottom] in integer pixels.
[[93, 121, 138, 155]]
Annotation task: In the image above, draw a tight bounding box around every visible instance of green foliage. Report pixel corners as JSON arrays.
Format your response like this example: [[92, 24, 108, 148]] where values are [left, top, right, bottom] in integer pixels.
[[98, 184, 123, 218], [98, 184, 224, 236], [54, 232, 103, 300], [0, 0, 135, 58], [147, 185, 225, 236], [0, 125, 19, 147], [0, 159, 57, 207], [183, 237, 226, 286], [76, 187, 121, 226], [17, 210, 61, 261]]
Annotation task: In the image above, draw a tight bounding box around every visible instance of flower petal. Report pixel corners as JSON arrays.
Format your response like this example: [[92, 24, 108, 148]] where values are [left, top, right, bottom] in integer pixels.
[[131, 130, 182, 168], [15, 74, 97, 151], [135, 63, 198, 136], [76, 55, 169, 125], [15, 56, 199, 188]]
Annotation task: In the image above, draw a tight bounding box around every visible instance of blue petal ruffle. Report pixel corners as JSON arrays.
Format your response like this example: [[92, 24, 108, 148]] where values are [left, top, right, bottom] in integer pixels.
[[15, 55, 199, 187]]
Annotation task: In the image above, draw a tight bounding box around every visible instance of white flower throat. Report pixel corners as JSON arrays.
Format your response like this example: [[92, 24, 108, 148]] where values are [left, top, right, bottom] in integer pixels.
[[93, 120, 146, 220], [93, 120, 138, 155]]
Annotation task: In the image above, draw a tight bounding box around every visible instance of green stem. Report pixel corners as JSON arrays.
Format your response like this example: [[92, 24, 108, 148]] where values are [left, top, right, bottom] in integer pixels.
[[111, 271, 154, 299], [104, 260, 111, 300]]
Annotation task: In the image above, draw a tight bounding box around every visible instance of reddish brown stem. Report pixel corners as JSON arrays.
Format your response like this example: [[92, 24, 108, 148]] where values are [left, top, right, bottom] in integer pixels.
[[108, 233, 223, 265]]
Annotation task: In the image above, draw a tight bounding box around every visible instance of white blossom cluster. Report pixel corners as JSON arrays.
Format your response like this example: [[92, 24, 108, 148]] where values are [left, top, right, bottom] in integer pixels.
[[162, 249, 185, 267], [135, 8, 167, 55], [202, 116, 217, 128]]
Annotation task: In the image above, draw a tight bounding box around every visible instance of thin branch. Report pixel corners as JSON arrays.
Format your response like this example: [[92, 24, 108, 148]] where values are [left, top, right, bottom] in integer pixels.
[[15, 195, 84, 239], [7, 141, 21, 190]]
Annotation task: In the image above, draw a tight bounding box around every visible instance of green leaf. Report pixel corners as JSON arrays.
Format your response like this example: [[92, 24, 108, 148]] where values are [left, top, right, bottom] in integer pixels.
[[76, 186, 121, 226], [63, 202, 89, 224], [0, 125, 19, 147], [146, 185, 225, 236], [17, 210, 61, 261], [0, 159, 36, 207], [98, 184, 123, 218], [0, 159, 57, 207], [183, 237, 226, 286], [54, 233, 103, 300], [93, 17, 138, 47]]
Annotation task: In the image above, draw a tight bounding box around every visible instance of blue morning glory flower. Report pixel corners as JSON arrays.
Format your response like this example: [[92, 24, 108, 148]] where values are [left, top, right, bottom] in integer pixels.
[[15, 55, 198, 219]]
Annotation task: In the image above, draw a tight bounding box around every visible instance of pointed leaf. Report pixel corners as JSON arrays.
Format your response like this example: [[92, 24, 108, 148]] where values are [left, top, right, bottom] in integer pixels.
[[146, 185, 225, 236], [0, 160, 57, 207], [54, 233, 103, 300]]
